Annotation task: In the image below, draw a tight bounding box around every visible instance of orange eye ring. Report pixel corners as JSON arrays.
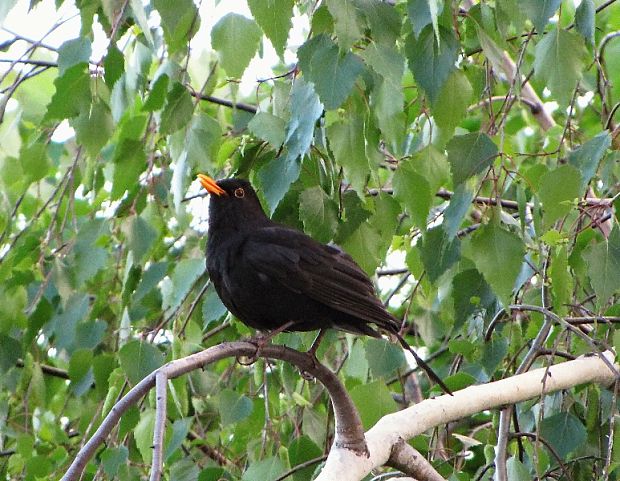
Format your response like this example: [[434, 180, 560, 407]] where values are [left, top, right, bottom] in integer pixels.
[[234, 187, 245, 198]]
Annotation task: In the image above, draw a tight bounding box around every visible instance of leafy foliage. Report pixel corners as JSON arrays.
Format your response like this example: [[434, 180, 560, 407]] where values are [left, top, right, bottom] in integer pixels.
[[1, 1, 619, 480]]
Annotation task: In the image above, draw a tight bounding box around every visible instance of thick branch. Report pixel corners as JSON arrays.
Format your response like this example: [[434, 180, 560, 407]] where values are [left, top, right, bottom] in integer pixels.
[[314, 351, 617, 481], [61, 342, 365, 481]]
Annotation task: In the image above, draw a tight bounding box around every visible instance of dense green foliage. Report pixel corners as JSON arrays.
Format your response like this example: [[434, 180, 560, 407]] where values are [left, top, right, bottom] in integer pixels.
[[1, 0, 620, 480]]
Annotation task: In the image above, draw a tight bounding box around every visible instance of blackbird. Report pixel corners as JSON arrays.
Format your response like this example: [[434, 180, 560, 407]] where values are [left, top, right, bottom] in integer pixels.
[[198, 174, 450, 393]]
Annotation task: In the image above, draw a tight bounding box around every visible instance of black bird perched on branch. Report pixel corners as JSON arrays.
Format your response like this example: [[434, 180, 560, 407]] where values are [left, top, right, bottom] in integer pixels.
[[198, 174, 451, 394]]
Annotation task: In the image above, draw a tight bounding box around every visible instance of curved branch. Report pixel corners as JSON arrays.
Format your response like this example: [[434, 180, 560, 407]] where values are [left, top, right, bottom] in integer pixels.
[[314, 351, 617, 481], [60, 341, 366, 481]]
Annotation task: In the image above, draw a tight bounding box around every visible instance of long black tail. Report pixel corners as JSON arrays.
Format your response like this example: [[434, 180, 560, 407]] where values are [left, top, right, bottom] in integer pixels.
[[393, 332, 453, 396]]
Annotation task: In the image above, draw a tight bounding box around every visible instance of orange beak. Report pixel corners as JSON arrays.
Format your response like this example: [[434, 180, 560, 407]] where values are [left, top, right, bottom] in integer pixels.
[[197, 174, 227, 196]]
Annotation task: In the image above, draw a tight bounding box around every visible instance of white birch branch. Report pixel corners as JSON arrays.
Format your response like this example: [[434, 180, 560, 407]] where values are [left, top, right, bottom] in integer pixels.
[[315, 351, 617, 481]]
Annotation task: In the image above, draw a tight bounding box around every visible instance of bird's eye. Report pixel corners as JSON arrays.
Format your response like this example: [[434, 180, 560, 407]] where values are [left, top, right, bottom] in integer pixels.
[[234, 187, 245, 198]]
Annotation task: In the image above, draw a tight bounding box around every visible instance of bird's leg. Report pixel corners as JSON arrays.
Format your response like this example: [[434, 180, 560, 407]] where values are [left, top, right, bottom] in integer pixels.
[[251, 320, 296, 351]]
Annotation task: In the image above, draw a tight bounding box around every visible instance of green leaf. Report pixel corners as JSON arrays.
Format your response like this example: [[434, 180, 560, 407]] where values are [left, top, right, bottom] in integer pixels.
[[405, 25, 458, 105], [583, 227, 620, 305], [534, 28, 586, 106], [258, 80, 322, 212], [407, 0, 443, 38], [134, 262, 168, 302], [288, 436, 322, 481], [443, 184, 474, 239], [568, 131, 611, 190], [184, 112, 222, 170], [538, 164, 581, 227], [418, 226, 461, 282], [452, 269, 496, 330], [433, 69, 473, 135], [45, 64, 91, 120], [123, 215, 157, 263], [297, 34, 363, 110], [165, 418, 191, 460], [447, 132, 498, 186], [101, 446, 128, 478], [19, 141, 49, 183], [350, 380, 398, 429], [340, 222, 382, 275], [111, 139, 147, 200], [162, 258, 204, 316], [73, 100, 113, 157], [363, 1, 402, 45], [575, 0, 595, 44], [154, 0, 199, 53], [539, 412, 587, 458], [161, 82, 194, 135], [550, 246, 572, 316], [299, 186, 339, 243], [506, 456, 531, 481], [143, 74, 169, 112], [170, 459, 199, 481], [202, 285, 228, 329], [324, 0, 363, 50], [242, 457, 285, 481], [134, 409, 156, 462], [365, 338, 406, 378], [57, 37, 91, 75], [248, 112, 286, 148], [247, 0, 293, 57], [68, 348, 93, 383], [103, 43, 125, 88], [119, 340, 165, 385], [522, 0, 561, 33], [481, 337, 508, 377], [327, 114, 370, 194], [218, 389, 253, 425], [463, 222, 525, 305], [211, 13, 262, 78], [0, 334, 21, 374]]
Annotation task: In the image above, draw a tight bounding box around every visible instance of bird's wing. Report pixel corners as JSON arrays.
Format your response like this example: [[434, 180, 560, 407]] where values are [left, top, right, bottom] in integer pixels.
[[243, 226, 399, 331]]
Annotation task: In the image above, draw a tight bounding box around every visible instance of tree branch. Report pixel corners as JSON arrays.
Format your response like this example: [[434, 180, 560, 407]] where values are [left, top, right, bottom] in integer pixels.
[[60, 341, 366, 481], [314, 351, 617, 481]]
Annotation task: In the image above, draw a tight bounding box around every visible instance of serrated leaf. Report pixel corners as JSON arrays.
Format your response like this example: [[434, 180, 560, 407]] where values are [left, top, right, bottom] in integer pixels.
[[45, 64, 91, 120], [299, 186, 338, 243], [539, 412, 587, 458], [57, 37, 91, 75], [523, 0, 561, 33], [247, 0, 293, 57], [248, 112, 286, 148], [122, 215, 156, 263], [202, 285, 228, 329], [418, 226, 461, 282], [583, 227, 620, 305], [407, 0, 444, 38], [103, 43, 124, 88], [143, 74, 169, 112], [538, 164, 581, 226], [392, 162, 431, 230], [325, 0, 363, 50], [111, 139, 146, 200], [162, 258, 204, 316], [506, 456, 531, 481], [161, 82, 194, 135], [134, 409, 156, 462], [211, 13, 262, 78], [218, 389, 253, 425], [452, 269, 496, 330], [298, 34, 363, 110], [568, 132, 611, 190], [101, 446, 128, 478], [73, 100, 113, 157], [447, 132, 498, 186], [405, 25, 458, 105], [575, 0, 595, 44], [19, 141, 49, 183], [534, 28, 586, 106], [154, 0, 199, 53], [550, 246, 572, 316], [340, 223, 382, 275], [119, 341, 165, 385], [433, 69, 473, 135], [365, 338, 406, 378], [464, 222, 525, 305], [258, 80, 322, 212], [327, 114, 370, 194]]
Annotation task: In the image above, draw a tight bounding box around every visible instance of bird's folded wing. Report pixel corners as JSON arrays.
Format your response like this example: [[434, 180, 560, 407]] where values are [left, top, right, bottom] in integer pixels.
[[244, 227, 399, 329]]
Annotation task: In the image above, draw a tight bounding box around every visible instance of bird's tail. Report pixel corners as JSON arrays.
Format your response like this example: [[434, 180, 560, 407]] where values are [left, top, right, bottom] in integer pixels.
[[392, 332, 453, 396]]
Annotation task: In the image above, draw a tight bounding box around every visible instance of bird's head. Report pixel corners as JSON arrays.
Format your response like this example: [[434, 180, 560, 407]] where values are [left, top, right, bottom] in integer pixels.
[[197, 174, 268, 229]]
